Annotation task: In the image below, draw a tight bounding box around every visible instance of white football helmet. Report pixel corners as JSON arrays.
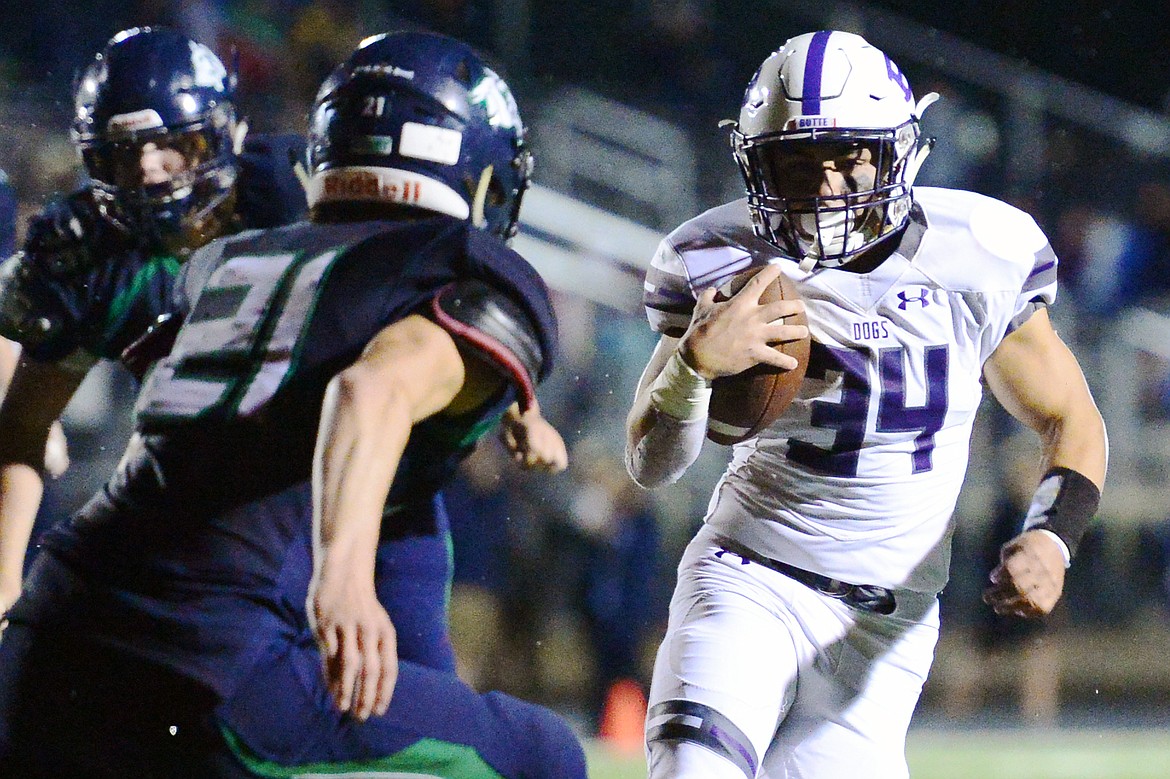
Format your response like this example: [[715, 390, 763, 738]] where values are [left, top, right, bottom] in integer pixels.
[[730, 30, 939, 269]]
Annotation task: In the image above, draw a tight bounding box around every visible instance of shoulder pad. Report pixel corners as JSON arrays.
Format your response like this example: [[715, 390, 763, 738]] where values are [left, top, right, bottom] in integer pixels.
[[430, 278, 545, 411], [0, 252, 61, 347]]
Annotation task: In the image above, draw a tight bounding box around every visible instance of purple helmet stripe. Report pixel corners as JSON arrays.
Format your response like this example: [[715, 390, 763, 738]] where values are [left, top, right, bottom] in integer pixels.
[[801, 30, 834, 115]]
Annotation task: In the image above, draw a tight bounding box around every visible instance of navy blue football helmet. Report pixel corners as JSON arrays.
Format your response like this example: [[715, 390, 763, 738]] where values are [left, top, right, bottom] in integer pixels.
[[307, 31, 532, 241], [72, 27, 238, 253]]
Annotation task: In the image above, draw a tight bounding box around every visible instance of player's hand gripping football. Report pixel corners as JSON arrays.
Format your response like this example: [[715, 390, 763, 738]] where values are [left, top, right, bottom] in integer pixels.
[[982, 529, 1067, 618], [499, 400, 568, 473], [678, 264, 808, 380], [308, 570, 399, 721]]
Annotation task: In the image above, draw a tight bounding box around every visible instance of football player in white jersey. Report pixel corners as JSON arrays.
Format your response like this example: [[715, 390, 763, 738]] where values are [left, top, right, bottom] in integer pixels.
[[625, 30, 1107, 779]]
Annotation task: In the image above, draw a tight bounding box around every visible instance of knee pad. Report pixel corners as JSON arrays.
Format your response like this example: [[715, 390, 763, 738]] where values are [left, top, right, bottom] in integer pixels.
[[647, 699, 757, 779]]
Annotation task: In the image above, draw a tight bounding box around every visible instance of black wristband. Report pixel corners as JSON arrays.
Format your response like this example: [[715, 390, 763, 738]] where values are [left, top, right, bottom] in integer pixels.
[[1021, 466, 1100, 559]]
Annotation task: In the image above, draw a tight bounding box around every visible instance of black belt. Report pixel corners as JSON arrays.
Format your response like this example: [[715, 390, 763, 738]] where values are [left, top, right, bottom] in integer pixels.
[[714, 537, 896, 615]]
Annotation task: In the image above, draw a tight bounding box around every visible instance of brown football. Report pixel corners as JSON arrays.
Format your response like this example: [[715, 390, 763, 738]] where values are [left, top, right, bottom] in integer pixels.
[[706, 268, 810, 445]]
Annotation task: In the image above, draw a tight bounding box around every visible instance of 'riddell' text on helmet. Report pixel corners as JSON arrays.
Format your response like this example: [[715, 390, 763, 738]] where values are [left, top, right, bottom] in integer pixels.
[[730, 30, 938, 269], [72, 27, 238, 254], [307, 31, 533, 242]]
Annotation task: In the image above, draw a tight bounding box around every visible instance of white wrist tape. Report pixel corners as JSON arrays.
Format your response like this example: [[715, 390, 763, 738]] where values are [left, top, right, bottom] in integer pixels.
[[649, 352, 712, 422]]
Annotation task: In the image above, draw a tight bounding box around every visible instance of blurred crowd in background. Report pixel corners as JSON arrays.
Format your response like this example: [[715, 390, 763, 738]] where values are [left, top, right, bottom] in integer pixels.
[[3, 0, 1170, 740]]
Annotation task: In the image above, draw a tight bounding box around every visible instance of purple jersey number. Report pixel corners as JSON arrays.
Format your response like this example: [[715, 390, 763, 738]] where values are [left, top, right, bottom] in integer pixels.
[[788, 341, 949, 477]]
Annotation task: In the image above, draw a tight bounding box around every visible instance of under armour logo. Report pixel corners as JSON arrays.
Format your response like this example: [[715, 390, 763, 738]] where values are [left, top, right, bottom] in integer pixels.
[[896, 289, 930, 310], [715, 548, 750, 565]]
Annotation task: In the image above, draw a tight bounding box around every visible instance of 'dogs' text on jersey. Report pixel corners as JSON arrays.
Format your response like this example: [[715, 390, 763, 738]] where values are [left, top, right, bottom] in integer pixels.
[[643, 188, 1057, 593]]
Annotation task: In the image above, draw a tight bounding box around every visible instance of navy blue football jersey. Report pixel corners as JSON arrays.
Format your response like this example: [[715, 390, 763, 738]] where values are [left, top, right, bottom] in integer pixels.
[[0, 133, 308, 363], [26, 214, 557, 696]]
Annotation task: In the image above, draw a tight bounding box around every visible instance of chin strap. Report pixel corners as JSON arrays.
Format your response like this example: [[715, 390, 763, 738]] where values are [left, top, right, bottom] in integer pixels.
[[904, 92, 940, 188], [231, 119, 248, 155], [470, 164, 494, 229]]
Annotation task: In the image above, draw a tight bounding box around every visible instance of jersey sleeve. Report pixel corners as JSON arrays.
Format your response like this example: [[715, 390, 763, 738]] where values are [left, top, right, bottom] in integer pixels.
[[0, 194, 96, 358], [0, 191, 183, 363], [1007, 239, 1058, 335], [963, 196, 1060, 360], [0, 243, 182, 364], [643, 237, 696, 338], [0, 251, 60, 354], [642, 225, 760, 338]]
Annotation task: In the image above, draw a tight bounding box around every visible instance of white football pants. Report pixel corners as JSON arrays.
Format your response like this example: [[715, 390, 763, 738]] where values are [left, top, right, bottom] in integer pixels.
[[645, 524, 939, 779]]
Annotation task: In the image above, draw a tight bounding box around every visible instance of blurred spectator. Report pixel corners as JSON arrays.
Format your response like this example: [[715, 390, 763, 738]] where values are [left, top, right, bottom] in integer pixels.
[[559, 439, 659, 733], [1060, 182, 1170, 319], [624, 1, 732, 114], [941, 435, 1061, 725], [287, 0, 367, 100]]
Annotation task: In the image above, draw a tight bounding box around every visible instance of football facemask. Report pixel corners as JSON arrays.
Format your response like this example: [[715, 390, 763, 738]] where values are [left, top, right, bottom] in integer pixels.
[[72, 27, 239, 254], [731, 30, 938, 269]]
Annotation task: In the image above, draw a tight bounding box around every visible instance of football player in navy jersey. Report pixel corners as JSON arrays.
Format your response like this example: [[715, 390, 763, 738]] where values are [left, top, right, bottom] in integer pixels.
[[0, 30, 585, 779], [0, 27, 309, 615]]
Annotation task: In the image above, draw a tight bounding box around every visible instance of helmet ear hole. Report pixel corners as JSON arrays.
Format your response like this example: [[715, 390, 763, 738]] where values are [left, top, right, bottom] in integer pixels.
[[486, 176, 506, 207], [454, 60, 472, 86]]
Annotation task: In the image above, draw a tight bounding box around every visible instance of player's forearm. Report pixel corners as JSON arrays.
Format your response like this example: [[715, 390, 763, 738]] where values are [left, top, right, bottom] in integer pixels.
[[0, 463, 44, 608], [625, 407, 708, 488], [312, 367, 412, 585], [624, 350, 711, 488], [1035, 399, 1108, 491], [0, 338, 17, 391]]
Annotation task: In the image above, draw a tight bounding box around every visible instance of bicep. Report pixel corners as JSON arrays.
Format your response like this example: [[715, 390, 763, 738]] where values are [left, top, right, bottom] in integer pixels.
[[983, 307, 1106, 483], [346, 314, 468, 425], [983, 309, 1081, 430]]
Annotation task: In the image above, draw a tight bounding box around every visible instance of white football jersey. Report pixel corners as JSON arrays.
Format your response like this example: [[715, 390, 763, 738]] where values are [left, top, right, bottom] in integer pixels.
[[643, 188, 1058, 592]]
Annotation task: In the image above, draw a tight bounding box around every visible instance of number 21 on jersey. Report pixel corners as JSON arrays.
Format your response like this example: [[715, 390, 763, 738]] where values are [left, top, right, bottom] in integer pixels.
[[136, 247, 341, 425]]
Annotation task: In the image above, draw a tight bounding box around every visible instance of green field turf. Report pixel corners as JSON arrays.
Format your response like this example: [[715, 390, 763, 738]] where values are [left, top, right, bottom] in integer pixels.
[[584, 728, 1170, 779]]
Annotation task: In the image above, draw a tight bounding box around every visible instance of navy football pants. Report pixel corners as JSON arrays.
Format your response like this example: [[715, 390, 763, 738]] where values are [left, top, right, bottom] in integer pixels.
[[0, 620, 585, 778]]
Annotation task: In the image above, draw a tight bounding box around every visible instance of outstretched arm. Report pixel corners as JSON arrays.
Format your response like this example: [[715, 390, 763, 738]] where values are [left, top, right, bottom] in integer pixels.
[[309, 313, 501, 720], [981, 308, 1107, 618], [0, 351, 85, 612], [625, 264, 807, 488]]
